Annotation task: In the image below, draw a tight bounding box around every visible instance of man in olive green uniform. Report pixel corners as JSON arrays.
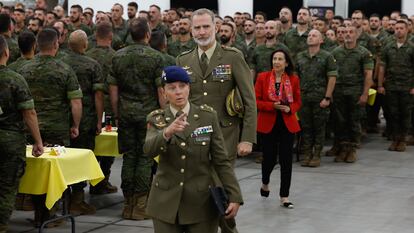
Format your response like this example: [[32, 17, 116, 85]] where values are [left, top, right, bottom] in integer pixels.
[[249, 20, 289, 79], [144, 66, 242, 233], [86, 22, 119, 194], [109, 18, 164, 220], [69, 5, 92, 36], [0, 35, 43, 233], [219, 22, 249, 61], [19, 28, 83, 226], [283, 8, 311, 62], [167, 17, 196, 58], [8, 31, 36, 72], [61, 30, 105, 215], [331, 26, 374, 163], [111, 3, 129, 42], [296, 29, 337, 167], [176, 9, 256, 233], [378, 20, 414, 152], [0, 14, 20, 64]]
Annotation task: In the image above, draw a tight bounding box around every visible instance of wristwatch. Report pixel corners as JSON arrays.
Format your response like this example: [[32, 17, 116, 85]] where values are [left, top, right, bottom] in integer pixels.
[[324, 97, 331, 101]]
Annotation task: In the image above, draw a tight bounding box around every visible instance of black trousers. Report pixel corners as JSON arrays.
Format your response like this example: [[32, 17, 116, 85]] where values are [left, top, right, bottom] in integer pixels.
[[261, 113, 294, 197]]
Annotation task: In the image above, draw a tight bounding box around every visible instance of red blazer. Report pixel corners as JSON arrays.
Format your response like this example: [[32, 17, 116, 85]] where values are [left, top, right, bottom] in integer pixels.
[[255, 71, 301, 134]]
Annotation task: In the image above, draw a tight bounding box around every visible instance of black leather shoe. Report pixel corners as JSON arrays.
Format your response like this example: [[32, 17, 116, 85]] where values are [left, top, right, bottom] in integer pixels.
[[260, 188, 269, 197]]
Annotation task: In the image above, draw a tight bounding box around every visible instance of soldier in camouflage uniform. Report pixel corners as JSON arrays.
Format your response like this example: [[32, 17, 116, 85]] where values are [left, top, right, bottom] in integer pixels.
[[61, 30, 105, 215], [19, 29, 83, 227], [0, 35, 43, 233], [0, 14, 20, 64], [218, 22, 248, 59], [296, 29, 337, 167], [249, 20, 289, 79], [331, 26, 374, 163], [69, 5, 93, 36], [8, 31, 36, 72], [86, 22, 119, 195], [167, 17, 196, 58], [111, 3, 129, 42], [378, 20, 414, 152], [283, 8, 311, 63], [87, 12, 125, 51], [108, 18, 164, 220]]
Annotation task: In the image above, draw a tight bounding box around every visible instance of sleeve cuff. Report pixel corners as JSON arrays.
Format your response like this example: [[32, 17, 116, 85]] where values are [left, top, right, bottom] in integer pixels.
[[17, 99, 34, 110], [67, 90, 83, 99]]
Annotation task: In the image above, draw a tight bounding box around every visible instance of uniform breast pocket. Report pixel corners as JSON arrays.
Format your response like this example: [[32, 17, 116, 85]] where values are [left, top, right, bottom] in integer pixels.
[[211, 75, 233, 96], [193, 134, 211, 162]]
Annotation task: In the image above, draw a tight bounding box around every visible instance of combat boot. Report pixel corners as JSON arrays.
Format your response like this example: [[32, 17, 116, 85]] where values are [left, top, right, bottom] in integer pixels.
[[69, 190, 96, 215], [388, 136, 399, 151], [308, 145, 322, 167], [122, 192, 134, 219], [325, 142, 340, 157], [15, 193, 24, 210], [22, 194, 34, 211], [90, 176, 118, 195], [345, 145, 357, 163], [300, 144, 312, 167], [131, 192, 150, 220], [396, 136, 407, 152], [0, 224, 8, 233], [334, 143, 347, 162]]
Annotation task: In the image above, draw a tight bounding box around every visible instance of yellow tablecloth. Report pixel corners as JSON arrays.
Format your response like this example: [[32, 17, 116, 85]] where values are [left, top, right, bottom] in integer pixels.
[[19, 147, 104, 209], [94, 130, 121, 156]]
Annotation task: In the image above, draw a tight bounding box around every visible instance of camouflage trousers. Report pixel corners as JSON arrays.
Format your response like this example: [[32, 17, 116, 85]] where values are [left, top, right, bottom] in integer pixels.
[[300, 100, 330, 149], [118, 119, 152, 193], [70, 129, 96, 192], [385, 90, 414, 138], [0, 130, 26, 227], [332, 93, 364, 147]]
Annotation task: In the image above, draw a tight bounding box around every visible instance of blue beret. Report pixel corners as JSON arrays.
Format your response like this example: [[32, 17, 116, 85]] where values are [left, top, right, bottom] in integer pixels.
[[161, 66, 190, 84]]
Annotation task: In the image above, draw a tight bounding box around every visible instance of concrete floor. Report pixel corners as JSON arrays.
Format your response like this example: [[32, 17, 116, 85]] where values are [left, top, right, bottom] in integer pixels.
[[8, 133, 414, 233]]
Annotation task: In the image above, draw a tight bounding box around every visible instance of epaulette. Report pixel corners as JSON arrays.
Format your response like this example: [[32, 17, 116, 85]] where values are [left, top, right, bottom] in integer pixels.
[[200, 104, 214, 112], [146, 109, 167, 129], [221, 46, 239, 53], [177, 48, 195, 58]]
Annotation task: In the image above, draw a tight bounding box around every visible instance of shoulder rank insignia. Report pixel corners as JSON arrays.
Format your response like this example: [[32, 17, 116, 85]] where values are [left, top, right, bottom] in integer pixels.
[[200, 104, 214, 112]]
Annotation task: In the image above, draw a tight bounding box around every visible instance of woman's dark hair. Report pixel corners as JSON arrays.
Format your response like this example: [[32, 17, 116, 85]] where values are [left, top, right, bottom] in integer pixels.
[[270, 49, 294, 75]]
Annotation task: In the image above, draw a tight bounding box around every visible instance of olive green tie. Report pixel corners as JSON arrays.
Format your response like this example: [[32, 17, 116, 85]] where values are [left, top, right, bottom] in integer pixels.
[[200, 52, 208, 75], [175, 110, 184, 118]]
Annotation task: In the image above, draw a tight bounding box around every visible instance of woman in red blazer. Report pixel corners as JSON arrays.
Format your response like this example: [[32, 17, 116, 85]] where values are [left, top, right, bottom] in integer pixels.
[[255, 49, 301, 209]]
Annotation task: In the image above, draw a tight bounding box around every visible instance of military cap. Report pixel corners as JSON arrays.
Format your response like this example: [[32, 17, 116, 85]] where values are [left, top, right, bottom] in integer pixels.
[[161, 66, 190, 84]]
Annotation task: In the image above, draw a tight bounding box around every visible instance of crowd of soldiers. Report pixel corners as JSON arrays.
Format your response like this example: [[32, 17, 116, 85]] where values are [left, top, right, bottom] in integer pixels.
[[0, 0, 414, 231]]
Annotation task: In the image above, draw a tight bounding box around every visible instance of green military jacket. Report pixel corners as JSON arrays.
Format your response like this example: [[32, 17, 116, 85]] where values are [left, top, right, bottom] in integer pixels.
[[109, 42, 164, 122], [357, 31, 378, 55], [176, 43, 257, 144], [296, 49, 338, 101], [161, 52, 176, 67], [61, 51, 105, 131], [113, 19, 129, 42], [8, 56, 32, 72], [5, 35, 20, 64], [0, 65, 34, 132], [283, 27, 311, 61], [86, 45, 116, 115], [144, 104, 243, 224], [249, 42, 290, 74], [167, 38, 196, 58], [18, 55, 83, 137], [69, 23, 93, 36], [332, 45, 374, 95], [380, 38, 414, 91], [87, 34, 125, 51]]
